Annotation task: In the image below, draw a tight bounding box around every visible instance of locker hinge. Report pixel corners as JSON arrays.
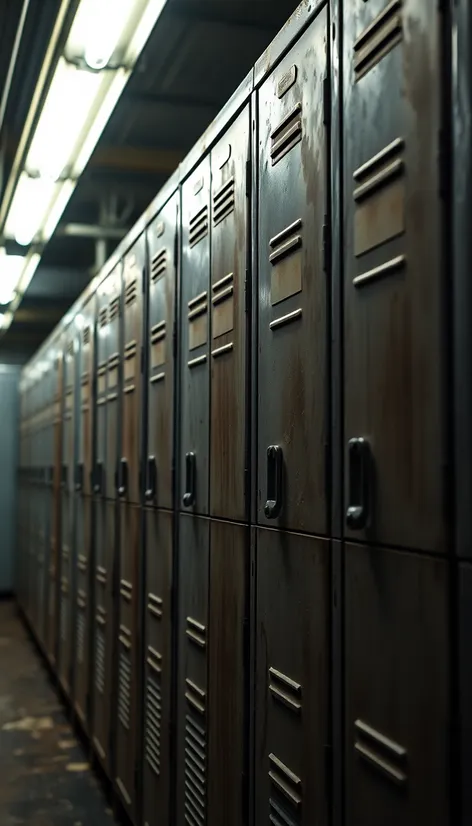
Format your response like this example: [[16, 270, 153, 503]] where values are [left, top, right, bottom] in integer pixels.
[[323, 76, 330, 126], [322, 218, 331, 273], [173, 227, 179, 270], [245, 158, 251, 198], [172, 321, 177, 357], [438, 128, 450, 201], [141, 266, 146, 293]]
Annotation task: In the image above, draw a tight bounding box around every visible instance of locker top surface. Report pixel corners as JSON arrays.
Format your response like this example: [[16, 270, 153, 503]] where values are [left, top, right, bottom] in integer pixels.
[[254, 0, 326, 87]]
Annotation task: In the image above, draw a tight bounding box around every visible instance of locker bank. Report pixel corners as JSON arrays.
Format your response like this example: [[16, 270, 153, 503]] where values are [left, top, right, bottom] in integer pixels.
[[4, 0, 472, 824]]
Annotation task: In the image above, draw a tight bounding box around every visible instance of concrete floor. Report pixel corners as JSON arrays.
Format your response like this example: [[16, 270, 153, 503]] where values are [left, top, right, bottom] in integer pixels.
[[0, 600, 116, 826]]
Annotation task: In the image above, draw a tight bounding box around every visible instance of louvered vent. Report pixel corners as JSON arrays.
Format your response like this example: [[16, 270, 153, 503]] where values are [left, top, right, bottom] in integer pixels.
[[125, 278, 138, 306], [271, 103, 302, 166], [145, 674, 161, 776], [83, 326, 91, 345], [185, 713, 207, 826], [151, 248, 167, 282], [213, 177, 235, 226], [269, 753, 302, 826], [76, 611, 85, 664], [109, 297, 120, 321], [95, 627, 105, 694], [99, 307, 108, 328], [67, 341, 74, 356], [189, 206, 209, 248], [118, 649, 131, 729]]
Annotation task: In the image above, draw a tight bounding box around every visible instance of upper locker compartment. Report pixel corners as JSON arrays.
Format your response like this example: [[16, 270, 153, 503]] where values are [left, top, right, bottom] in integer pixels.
[[95, 278, 109, 498], [121, 235, 145, 505], [180, 157, 211, 515], [105, 265, 122, 501], [343, 0, 445, 552], [77, 296, 95, 497], [257, 6, 329, 535], [210, 107, 250, 522], [63, 330, 76, 496], [146, 192, 179, 511]]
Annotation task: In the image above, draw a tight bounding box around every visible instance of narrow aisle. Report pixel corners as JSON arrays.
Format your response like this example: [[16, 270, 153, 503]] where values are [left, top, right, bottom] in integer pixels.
[[0, 601, 117, 826]]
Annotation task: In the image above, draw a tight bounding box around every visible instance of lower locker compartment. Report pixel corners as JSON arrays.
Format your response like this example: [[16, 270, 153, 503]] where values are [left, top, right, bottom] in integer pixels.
[[344, 543, 449, 826], [115, 503, 141, 820], [176, 514, 247, 826], [142, 508, 173, 826], [73, 495, 93, 730], [255, 528, 330, 826], [92, 499, 116, 775], [58, 493, 73, 696]]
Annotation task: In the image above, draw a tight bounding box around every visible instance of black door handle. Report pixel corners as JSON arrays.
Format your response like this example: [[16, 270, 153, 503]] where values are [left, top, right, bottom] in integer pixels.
[[264, 445, 283, 519], [145, 456, 157, 502], [93, 461, 104, 496], [346, 437, 371, 530], [75, 463, 84, 493], [182, 452, 196, 508], [117, 458, 128, 498]]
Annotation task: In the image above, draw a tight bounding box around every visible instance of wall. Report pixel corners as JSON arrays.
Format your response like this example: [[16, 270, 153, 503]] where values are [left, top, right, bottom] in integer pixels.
[[0, 366, 19, 594]]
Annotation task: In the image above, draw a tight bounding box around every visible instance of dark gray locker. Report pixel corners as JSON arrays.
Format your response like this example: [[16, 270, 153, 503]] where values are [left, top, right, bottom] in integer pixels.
[[106, 266, 122, 501], [95, 279, 109, 498], [460, 563, 472, 825], [115, 502, 140, 818], [121, 237, 145, 506], [209, 106, 250, 523], [77, 298, 95, 497], [73, 495, 92, 730], [257, 7, 329, 535], [343, 0, 445, 552], [146, 193, 178, 511], [176, 515, 246, 826], [180, 158, 211, 515], [255, 528, 330, 826], [345, 544, 449, 826], [58, 490, 73, 695], [142, 508, 173, 826], [92, 499, 116, 773], [47, 352, 63, 666]]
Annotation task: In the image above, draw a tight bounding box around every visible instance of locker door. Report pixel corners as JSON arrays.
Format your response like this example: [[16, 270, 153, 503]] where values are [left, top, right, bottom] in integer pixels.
[[121, 238, 145, 505], [58, 491, 73, 694], [47, 355, 63, 665], [96, 284, 109, 498], [116, 503, 140, 817], [146, 193, 178, 511], [106, 266, 122, 501], [78, 301, 95, 497], [210, 107, 250, 522], [255, 529, 330, 826], [180, 159, 211, 515], [343, 0, 445, 551], [142, 509, 173, 826], [176, 514, 209, 826], [460, 563, 472, 825], [345, 544, 449, 826], [92, 499, 116, 773], [74, 496, 92, 729], [257, 8, 328, 535]]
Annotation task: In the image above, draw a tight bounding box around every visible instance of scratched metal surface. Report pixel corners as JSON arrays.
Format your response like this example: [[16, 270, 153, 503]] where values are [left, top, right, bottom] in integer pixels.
[[0, 601, 117, 826]]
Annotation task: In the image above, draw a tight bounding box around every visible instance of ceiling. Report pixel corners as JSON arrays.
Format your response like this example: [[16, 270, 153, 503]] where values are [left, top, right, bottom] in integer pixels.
[[0, 0, 298, 362]]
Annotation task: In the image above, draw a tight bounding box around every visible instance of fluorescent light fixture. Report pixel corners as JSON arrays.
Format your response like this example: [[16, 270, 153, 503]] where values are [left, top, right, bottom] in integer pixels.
[[3, 0, 168, 250], [0, 248, 26, 304], [0, 313, 5, 328]]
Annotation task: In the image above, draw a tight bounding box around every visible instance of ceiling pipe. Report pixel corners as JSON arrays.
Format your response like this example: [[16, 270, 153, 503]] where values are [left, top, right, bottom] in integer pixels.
[[0, 0, 31, 138], [58, 222, 128, 240]]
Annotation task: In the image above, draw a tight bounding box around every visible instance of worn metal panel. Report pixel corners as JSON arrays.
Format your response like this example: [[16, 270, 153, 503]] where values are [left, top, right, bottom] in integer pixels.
[[257, 9, 328, 534], [146, 193, 179, 511], [121, 237, 145, 506], [77, 296, 96, 497], [343, 0, 445, 551], [179, 159, 211, 516], [209, 106, 250, 522], [142, 508, 173, 826], [46, 351, 63, 666], [105, 265, 122, 502], [73, 496, 92, 731], [255, 527, 330, 826], [176, 513, 209, 826], [92, 499, 116, 775], [345, 543, 449, 826], [57, 491, 73, 697], [115, 502, 141, 819], [95, 278, 109, 499]]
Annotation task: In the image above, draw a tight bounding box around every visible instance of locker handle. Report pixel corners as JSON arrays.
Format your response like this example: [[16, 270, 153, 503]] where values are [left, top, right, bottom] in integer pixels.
[[75, 463, 84, 493], [264, 445, 283, 519], [117, 458, 128, 498], [145, 456, 157, 502], [93, 461, 104, 496], [182, 452, 196, 508], [61, 464, 68, 489], [346, 437, 371, 530]]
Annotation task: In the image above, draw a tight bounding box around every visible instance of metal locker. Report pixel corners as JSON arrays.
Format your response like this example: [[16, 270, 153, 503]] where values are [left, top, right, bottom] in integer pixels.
[[255, 528, 330, 826], [115, 502, 141, 817], [74, 495, 92, 729], [77, 298, 95, 497], [180, 158, 211, 515], [176, 514, 210, 826], [257, 7, 329, 535], [146, 193, 178, 512], [92, 499, 116, 774], [209, 107, 250, 522], [95, 278, 109, 498], [459, 563, 472, 825], [47, 350, 63, 665], [344, 544, 449, 826], [120, 236, 145, 507], [105, 265, 122, 501], [343, 0, 445, 552], [142, 508, 173, 826]]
